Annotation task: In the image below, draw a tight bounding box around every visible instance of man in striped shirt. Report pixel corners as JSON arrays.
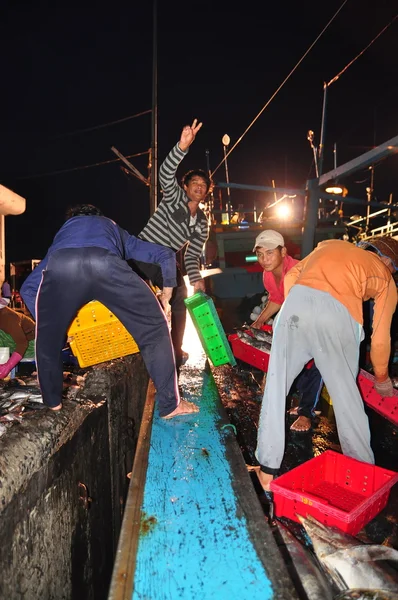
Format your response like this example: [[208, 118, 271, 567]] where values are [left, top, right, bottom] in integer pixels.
[[134, 119, 210, 371]]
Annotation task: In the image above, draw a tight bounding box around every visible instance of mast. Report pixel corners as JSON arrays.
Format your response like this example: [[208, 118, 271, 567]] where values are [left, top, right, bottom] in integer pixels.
[[150, 0, 158, 216]]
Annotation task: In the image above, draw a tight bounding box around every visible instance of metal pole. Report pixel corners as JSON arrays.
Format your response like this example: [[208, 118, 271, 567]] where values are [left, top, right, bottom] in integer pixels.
[[205, 149, 214, 223], [318, 82, 328, 176], [319, 133, 398, 186], [272, 179, 278, 205], [150, 0, 158, 216], [333, 142, 337, 170], [205, 149, 211, 179], [223, 144, 231, 221], [387, 193, 392, 226], [302, 179, 319, 257], [366, 165, 374, 230]]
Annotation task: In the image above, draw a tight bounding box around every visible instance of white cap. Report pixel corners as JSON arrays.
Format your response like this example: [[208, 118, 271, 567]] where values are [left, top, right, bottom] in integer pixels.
[[253, 230, 284, 251]]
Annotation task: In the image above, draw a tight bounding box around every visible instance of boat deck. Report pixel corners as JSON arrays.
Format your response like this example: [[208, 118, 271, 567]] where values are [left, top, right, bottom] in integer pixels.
[[108, 345, 298, 599]]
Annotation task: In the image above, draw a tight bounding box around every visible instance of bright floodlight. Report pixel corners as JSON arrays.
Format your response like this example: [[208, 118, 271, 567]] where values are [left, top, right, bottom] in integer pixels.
[[222, 134, 231, 146], [276, 204, 291, 218], [325, 184, 344, 195]]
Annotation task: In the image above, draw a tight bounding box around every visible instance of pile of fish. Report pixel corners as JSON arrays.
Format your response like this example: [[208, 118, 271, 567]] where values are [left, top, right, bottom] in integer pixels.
[[0, 371, 86, 438], [278, 513, 398, 600], [236, 326, 273, 352], [0, 384, 44, 437]]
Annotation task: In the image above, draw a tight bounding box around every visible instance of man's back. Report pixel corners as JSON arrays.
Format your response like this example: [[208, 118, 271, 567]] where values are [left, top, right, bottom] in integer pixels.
[[286, 239, 395, 325], [49, 215, 125, 258]]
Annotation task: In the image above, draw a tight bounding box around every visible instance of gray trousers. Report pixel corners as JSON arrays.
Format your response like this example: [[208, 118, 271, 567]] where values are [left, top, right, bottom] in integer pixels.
[[255, 285, 374, 473]]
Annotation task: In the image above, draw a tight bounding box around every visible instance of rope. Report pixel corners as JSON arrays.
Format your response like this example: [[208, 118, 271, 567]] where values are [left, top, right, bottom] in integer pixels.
[[16, 150, 149, 180], [210, 0, 350, 178], [327, 13, 398, 86]]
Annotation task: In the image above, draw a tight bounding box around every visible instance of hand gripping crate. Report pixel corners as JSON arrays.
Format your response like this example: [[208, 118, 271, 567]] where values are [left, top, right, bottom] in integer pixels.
[[270, 450, 398, 534], [184, 291, 236, 367], [67, 301, 140, 368], [358, 368, 398, 426]]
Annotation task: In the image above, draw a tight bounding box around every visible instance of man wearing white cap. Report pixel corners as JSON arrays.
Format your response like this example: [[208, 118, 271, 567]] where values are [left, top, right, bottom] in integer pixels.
[[256, 237, 398, 491], [251, 230, 323, 432], [251, 230, 297, 329]]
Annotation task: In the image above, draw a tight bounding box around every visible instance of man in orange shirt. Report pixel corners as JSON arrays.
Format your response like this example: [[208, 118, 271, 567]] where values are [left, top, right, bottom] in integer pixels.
[[255, 236, 398, 491]]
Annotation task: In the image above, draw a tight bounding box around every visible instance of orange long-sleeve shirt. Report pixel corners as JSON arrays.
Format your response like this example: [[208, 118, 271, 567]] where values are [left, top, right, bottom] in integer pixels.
[[284, 239, 397, 380]]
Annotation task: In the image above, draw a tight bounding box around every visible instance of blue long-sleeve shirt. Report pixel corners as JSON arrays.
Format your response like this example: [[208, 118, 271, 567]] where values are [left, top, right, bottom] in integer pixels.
[[21, 215, 177, 319]]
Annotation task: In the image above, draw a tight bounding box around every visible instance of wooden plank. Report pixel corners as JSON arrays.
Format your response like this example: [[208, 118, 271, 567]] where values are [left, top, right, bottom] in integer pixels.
[[132, 356, 298, 599], [107, 380, 156, 600]]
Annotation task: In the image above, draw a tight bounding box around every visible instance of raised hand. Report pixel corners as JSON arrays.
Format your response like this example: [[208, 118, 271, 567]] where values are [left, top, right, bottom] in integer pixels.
[[179, 119, 203, 152]]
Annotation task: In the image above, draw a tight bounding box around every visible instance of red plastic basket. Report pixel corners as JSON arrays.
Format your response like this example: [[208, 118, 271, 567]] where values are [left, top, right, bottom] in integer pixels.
[[358, 369, 398, 426], [228, 333, 270, 371], [270, 450, 398, 534]]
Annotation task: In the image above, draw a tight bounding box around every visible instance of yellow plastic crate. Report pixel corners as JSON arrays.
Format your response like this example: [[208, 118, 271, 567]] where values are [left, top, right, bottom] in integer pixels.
[[67, 301, 140, 368]]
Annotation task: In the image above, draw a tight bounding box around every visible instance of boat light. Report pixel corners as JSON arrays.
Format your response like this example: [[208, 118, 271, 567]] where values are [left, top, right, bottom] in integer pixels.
[[276, 204, 291, 219]]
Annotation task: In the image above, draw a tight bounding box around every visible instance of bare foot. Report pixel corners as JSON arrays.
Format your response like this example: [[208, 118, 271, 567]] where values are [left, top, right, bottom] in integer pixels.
[[162, 399, 199, 420], [290, 415, 311, 431], [50, 403, 62, 411], [246, 465, 274, 491]]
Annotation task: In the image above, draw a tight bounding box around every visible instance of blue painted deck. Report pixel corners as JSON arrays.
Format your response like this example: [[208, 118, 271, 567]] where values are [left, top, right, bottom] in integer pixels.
[[109, 322, 297, 600]]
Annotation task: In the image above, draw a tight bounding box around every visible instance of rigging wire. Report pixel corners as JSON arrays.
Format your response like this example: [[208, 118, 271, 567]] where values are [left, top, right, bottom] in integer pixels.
[[327, 13, 398, 86], [15, 150, 150, 180], [51, 109, 152, 140], [210, 0, 350, 178]]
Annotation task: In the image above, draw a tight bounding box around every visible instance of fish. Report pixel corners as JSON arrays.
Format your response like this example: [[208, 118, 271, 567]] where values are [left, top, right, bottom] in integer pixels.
[[237, 330, 272, 352], [6, 391, 43, 404], [0, 413, 23, 422], [26, 395, 43, 403], [335, 590, 398, 599], [298, 514, 398, 595], [248, 327, 273, 344], [8, 391, 32, 401], [276, 523, 334, 600]]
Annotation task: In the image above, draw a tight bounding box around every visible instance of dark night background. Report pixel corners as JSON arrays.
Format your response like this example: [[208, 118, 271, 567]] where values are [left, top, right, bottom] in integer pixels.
[[1, 0, 397, 264]]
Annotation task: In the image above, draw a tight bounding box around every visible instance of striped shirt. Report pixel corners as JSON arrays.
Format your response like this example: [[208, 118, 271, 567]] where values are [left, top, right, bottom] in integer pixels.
[[139, 143, 209, 284]]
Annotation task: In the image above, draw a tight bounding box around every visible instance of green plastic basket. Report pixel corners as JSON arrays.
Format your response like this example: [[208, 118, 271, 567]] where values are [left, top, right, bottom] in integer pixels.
[[184, 291, 236, 367]]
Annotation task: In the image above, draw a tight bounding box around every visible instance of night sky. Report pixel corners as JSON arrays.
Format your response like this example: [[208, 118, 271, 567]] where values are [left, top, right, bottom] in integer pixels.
[[1, 1, 397, 264]]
